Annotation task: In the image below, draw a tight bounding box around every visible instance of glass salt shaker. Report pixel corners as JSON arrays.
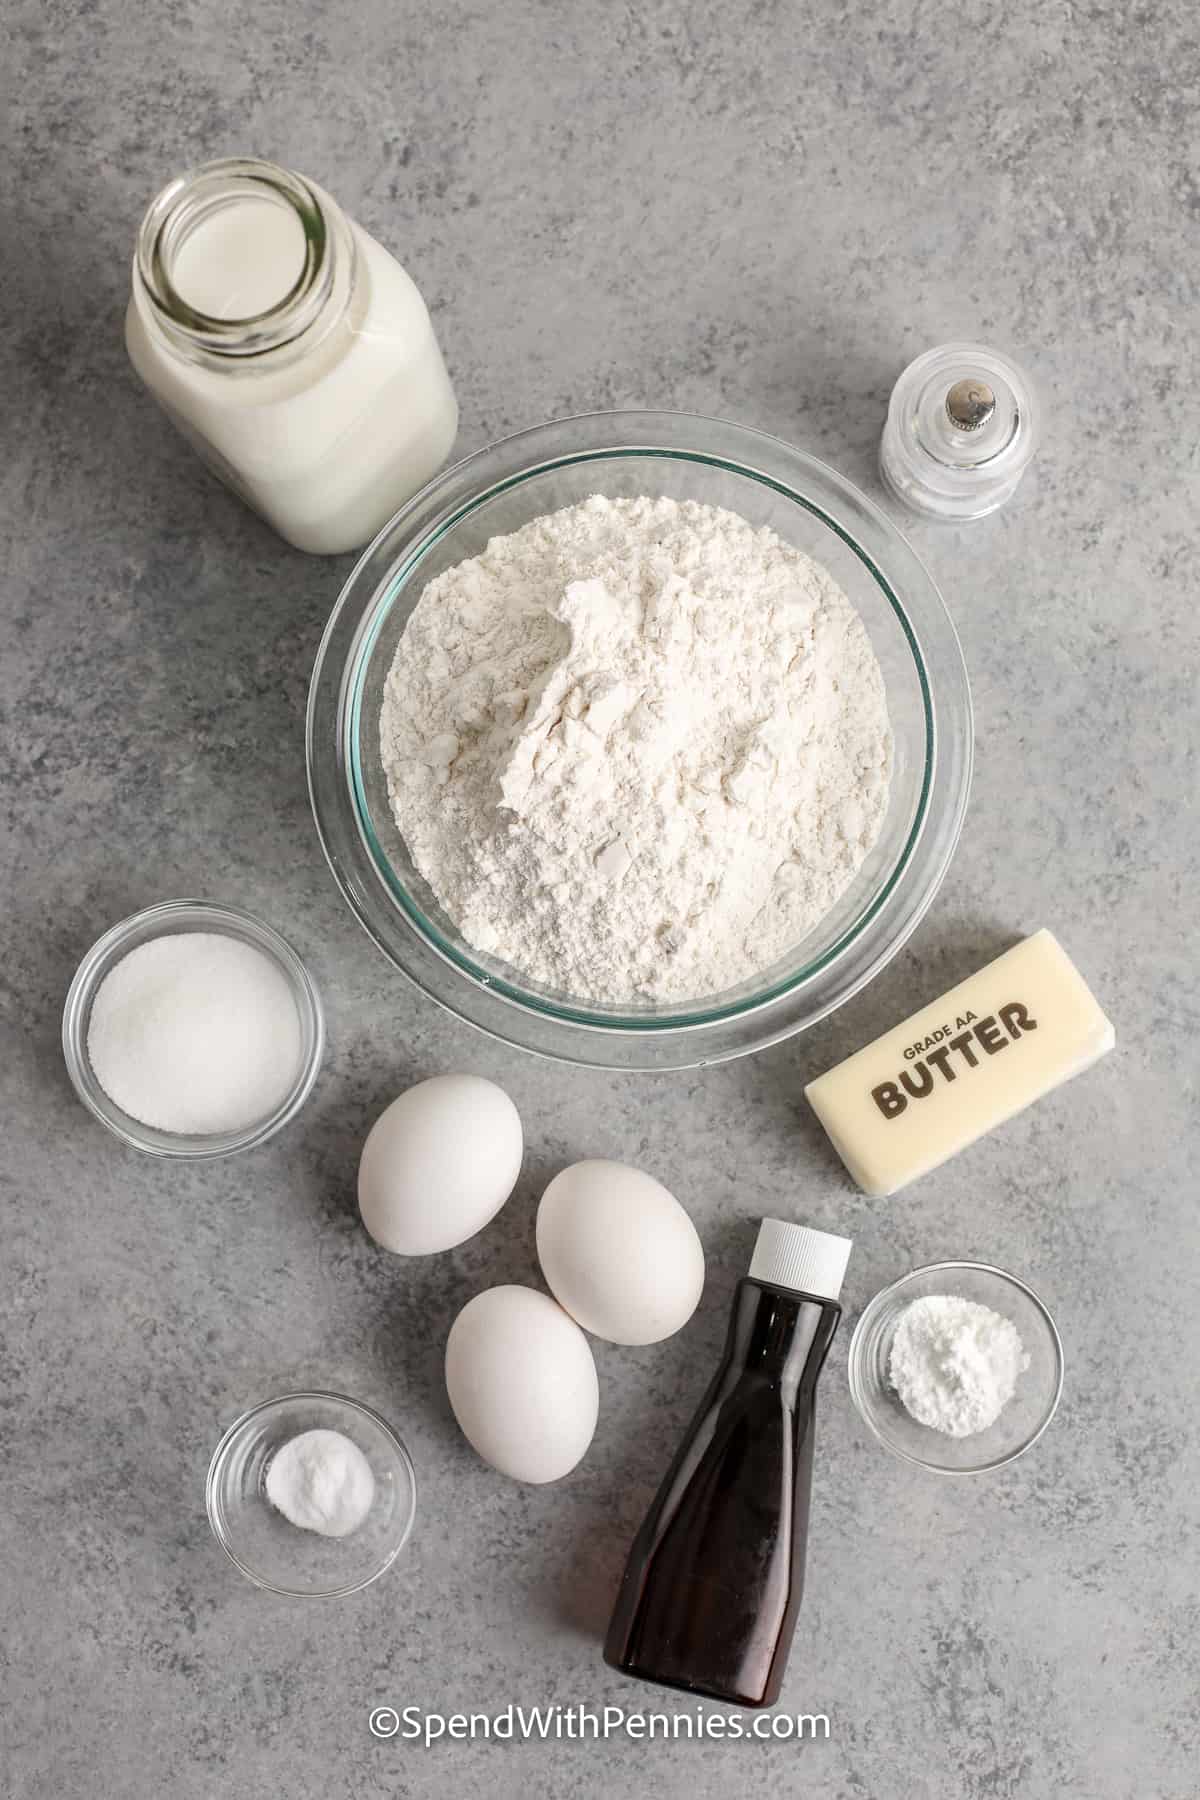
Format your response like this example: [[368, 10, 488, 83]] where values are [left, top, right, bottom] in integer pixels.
[[126, 157, 459, 556], [879, 342, 1039, 521]]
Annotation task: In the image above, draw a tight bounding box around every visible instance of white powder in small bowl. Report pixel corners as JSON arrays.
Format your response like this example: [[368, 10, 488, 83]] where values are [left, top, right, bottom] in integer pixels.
[[265, 1429, 376, 1538], [889, 1294, 1030, 1438], [87, 932, 303, 1135]]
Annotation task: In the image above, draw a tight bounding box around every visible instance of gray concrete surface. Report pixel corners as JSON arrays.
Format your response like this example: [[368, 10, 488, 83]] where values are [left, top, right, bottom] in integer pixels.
[[3, 2, 1197, 1795]]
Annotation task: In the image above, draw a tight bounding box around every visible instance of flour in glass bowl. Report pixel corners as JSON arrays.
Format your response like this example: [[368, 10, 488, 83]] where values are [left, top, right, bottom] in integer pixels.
[[380, 495, 893, 1003]]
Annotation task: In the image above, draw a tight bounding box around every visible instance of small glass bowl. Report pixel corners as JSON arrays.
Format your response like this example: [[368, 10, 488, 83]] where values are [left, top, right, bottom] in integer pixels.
[[206, 1392, 417, 1597], [847, 1261, 1064, 1475], [61, 898, 324, 1159]]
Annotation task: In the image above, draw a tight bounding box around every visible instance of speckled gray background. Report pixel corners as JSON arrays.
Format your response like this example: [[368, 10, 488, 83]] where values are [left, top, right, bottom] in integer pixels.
[[2, 1, 1197, 1795]]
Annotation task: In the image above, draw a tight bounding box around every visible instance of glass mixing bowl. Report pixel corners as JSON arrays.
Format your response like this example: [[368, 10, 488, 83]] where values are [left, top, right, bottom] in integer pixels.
[[308, 411, 972, 1069]]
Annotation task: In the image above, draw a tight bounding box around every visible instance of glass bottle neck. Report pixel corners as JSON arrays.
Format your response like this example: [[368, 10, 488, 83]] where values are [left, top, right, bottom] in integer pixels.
[[726, 1277, 840, 1403], [132, 156, 356, 370]]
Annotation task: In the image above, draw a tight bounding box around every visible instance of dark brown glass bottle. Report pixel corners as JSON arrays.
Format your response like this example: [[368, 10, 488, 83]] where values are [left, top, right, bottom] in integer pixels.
[[603, 1219, 851, 1709]]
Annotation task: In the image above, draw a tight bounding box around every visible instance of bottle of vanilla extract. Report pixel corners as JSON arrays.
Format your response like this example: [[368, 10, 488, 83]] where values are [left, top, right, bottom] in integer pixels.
[[604, 1217, 851, 1708]]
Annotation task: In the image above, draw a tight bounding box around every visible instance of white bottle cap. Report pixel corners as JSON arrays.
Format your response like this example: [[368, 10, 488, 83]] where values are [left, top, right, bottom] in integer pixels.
[[749, 1218, 853, 1302]]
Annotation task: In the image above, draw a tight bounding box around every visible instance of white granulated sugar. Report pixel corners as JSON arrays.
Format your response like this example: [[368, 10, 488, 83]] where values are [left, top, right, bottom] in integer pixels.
[[87, 932, 303, 1134], [380, 495, 892, 1002], [889, 1295, 1031, 1438]]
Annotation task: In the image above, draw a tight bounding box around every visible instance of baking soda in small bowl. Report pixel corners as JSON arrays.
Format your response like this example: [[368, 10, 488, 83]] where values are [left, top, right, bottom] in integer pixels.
[[265, 1429, 376, 1538]]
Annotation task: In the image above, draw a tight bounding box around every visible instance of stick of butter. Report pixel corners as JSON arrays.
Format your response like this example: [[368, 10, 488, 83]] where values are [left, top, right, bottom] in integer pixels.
[[805, 930, 1114, 1197]]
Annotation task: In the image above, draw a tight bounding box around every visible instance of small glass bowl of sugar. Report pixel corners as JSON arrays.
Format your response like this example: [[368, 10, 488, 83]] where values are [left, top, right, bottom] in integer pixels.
[[62, 897, 324, 1159], [206, 1392, 417, 1597], [847, 1261, 1064, 1475]]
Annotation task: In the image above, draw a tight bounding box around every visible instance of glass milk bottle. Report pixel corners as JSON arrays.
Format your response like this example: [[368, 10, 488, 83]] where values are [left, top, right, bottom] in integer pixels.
[[126, 157, 459, 555]]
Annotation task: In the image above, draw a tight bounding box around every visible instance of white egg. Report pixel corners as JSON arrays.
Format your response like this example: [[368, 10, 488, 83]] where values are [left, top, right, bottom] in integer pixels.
[[445, 1286, 599, 1484], [358, 1074, 523, 1255], [536, 1159, 705, 1345]]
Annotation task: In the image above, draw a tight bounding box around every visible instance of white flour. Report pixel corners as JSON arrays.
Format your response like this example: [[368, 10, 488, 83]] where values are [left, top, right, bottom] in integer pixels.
[[380, 495, 892, 1002], [889, 1295, 1031, 1438]]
